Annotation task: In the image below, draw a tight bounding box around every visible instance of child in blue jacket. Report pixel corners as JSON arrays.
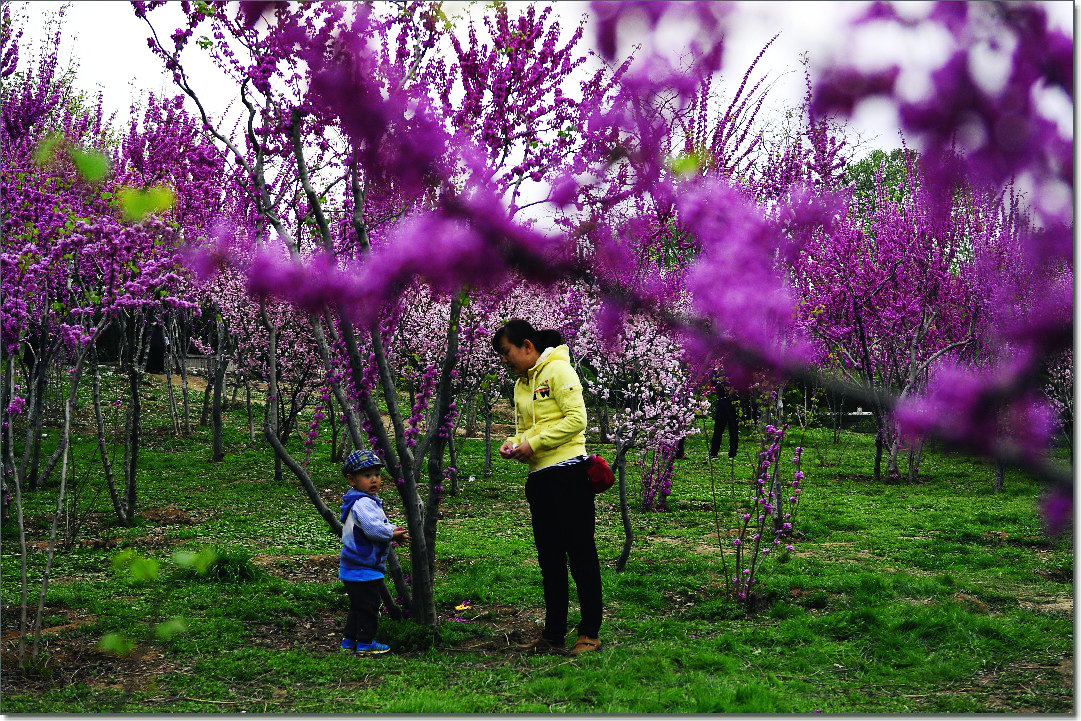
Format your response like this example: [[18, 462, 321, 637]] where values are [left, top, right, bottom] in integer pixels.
[[339, 450, 408, 655]]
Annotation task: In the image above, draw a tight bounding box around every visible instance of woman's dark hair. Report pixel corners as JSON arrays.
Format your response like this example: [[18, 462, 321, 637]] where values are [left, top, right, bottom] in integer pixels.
[[492, 319, 563, 353]]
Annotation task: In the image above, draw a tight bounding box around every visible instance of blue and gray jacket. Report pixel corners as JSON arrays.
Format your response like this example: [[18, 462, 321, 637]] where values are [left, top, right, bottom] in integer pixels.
[[339, 490, 395, 581]]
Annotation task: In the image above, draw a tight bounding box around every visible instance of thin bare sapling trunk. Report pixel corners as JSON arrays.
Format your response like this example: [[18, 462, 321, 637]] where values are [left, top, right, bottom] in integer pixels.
[[5, 356, 31, 666], [19, 325, 99, 662], [614, 440, 634, 572], [210, 309, 230, 462], [481, 387, 495, 480], [245, 376, 256, 443], [419, 295, 463, 582], [25, 348, 49, 489], [199, 352, 213, 428], [15, 345, 46, 489], [92, 346, 134, 526], [168, 312, 192, 434], [157, 310, 181, 436], [448, 432, 459, 495]]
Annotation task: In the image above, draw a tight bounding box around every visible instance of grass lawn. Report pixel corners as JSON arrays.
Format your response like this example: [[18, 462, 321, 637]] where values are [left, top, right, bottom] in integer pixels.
[[1, 372, 1073, 713]]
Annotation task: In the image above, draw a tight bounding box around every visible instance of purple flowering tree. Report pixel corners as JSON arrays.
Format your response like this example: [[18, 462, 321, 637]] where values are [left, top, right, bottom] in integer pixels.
[[789, 149, 986, 482], [0, 7, 213, 663], [127, 0, 1071, 622], [136, 0, 615, 628]]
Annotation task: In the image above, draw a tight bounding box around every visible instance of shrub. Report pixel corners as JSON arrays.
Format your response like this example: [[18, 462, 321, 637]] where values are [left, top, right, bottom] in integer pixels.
[[174, 546, 263, 583]]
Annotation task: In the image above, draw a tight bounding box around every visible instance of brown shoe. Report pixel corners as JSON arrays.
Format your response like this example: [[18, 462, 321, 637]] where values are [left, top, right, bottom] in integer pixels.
[[569, 634, 602, 656], [517, 636, 567, 655]]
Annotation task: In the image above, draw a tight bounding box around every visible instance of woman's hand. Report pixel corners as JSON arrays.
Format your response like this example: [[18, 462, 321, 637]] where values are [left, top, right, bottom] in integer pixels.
[[499, 440, 516, 459], [510, 438, 533, 461]]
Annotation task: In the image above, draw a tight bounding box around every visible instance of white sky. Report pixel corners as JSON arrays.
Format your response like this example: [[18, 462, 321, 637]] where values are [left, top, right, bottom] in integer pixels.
[[12, 1, 1075, 154]]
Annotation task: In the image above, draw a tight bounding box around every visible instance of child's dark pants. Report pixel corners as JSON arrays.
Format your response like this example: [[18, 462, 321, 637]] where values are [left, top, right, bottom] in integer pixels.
[[343, 579, 382, 643], [525, 460, 603, 642]]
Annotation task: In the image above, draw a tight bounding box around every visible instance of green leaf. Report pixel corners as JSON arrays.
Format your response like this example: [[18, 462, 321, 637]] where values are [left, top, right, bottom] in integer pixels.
[[670, 152, 703, 177], [173, 547, 217, 574], [32, 133, 63, 166], [112, 549, 160, 584], [154, 616, 188, 641], [71, 148, 111, 183], [118, 184, 176, 223], [130, 556, 160, 583], [98, 632, 136, 656], [196, 36, 213, 50]]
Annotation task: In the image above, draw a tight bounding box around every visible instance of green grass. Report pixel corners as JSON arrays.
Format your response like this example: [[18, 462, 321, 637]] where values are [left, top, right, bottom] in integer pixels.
[[0, 371, 1073, 713]]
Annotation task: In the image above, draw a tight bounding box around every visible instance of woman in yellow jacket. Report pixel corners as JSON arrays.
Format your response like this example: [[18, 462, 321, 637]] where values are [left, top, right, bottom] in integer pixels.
[[493, 319, 602, 656]]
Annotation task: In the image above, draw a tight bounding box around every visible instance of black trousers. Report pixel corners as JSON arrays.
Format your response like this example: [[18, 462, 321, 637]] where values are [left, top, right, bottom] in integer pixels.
[[710, 390, 739, 459], [525, 460, 603, 640], [343, 579, 382, 643]]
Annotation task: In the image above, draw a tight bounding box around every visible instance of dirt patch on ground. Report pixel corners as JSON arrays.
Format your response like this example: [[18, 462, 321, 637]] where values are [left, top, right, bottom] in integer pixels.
[[252, 554, 339, 584], [951, 593, 991, 614], [28, 537, 121, 552], [1, 613, 99, 643], [246, 602, 549, 661], [145, 373, 209, 393], [0, 604, 187, 701], [793, 545, 874, 560], [141, 506, 198, 525], [1017, 596, 1073, 615], [1036, 567, 1072, 584], [963, 654, 1075, 713]]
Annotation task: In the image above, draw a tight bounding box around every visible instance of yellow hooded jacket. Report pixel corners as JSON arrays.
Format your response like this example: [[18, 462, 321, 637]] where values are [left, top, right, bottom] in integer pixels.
[[505, 344, 588, 472]]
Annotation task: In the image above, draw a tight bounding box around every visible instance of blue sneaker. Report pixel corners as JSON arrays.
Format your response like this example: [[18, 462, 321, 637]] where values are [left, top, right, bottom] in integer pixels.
[[341, 638, 357, 652], [354, 640, 390, 656]]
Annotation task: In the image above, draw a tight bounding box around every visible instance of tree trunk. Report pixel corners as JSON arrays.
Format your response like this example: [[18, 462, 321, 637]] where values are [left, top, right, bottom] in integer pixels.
[[5, 357, 30, 666], [261, 311, 341, 530], [327, 398, 341, 461], [23, 326, 98, 661], [32, 423, 71, 659], [169, 314, 192, 434], [598, 403, 610, 444], [417, 295, 463, 618], [122, 313, 147, 523], [92, 348, 132, 526], [210, 313, 228, 463], [907, 440, 923, 483], [17, 353, 45, 490], [199, 354, 213, 427], [26, 359, 47, 489], [385, 545, 411, 612], [886, 433, 902, 482], [482, 396, 493, 480], [614, 442, 634, 572], [448, 432, 459, 495], [993, 461, 1005, 493], [164, 320, 181, 435], [873, 428, 884, 483], [246, 379, 255, 443]]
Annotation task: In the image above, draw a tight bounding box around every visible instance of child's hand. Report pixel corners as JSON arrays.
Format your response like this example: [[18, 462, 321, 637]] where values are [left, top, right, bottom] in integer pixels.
[[393, 527, 409, 545]]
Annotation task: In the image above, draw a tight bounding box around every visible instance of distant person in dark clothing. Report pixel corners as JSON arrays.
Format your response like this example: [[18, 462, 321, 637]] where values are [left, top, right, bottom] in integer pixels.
[[674, 372, 739, 461], [709, 384, 739, 460]]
